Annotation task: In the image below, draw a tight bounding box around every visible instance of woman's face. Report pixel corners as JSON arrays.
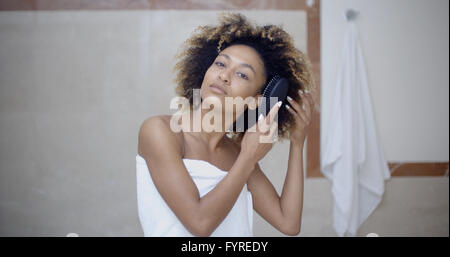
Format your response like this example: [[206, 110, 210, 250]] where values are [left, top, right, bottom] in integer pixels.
[[200, 44, 267, 113]]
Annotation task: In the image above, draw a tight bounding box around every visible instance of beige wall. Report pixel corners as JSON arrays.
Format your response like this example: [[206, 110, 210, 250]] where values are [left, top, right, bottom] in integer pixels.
[[0, 2, 448, 237], [321, 0, 449, 162], [0, 10, 309, 236]]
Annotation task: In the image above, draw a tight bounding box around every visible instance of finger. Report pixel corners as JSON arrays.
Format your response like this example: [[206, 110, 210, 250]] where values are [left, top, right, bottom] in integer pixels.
[[285, 104, 301, 122], [268, 121, 279, 142], [285, 103, 306, 124], [299, 90, 313, 119], [257, 113, 268, 134], [257, 113, 272, 134], [260, 121, 278, 143], [302, 92, 313, 120], [258, 101, 281, 133], [286, 95, 302, 115], [298, 101, 310, 123], [258, 120, 278, 144], [265, 101, 282, 125], [287, 95, 308, 122]]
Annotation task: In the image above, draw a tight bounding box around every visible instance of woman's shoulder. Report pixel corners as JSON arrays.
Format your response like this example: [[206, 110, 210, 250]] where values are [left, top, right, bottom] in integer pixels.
[[141, 115, 173, 127], [138, 115, 184, 156], [139, 115, 172, 133]]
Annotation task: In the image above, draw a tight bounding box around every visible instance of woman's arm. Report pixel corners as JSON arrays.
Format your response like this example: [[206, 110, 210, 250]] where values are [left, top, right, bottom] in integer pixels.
[[139, 105, 280, 236], [280, 140, 304, 234], [247, 141, 304, 236], [247, 89, 314, 236]]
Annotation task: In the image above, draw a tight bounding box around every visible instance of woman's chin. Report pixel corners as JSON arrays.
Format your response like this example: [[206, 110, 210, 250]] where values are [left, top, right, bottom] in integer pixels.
[[202, 93, 226, 106]]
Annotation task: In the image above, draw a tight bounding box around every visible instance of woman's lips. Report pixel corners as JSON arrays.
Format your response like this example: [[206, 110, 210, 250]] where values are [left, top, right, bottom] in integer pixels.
[[209, 85, 227, 95]]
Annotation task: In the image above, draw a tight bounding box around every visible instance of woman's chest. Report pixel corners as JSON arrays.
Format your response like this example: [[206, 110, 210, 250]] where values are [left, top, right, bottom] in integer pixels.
[[182, 137, 239, 172]]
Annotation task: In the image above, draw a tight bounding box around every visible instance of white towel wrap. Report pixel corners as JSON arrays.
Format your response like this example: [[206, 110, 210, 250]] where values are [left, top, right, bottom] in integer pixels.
[[136, 154, 253, 237]]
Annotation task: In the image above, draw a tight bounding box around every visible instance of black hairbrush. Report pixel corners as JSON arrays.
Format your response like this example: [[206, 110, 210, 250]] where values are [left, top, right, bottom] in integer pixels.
[[261, 75, 289, 115], [232, 75, 289, 132]]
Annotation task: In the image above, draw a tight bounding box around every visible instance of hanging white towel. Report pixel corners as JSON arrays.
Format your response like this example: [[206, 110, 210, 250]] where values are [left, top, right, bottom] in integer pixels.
[[321, 20, 391, 236]]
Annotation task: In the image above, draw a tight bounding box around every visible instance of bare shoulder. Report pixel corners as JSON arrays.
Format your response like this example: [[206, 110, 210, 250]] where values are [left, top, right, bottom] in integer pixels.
[[138, 115, 184, 157], [139, 115, 173, 132]]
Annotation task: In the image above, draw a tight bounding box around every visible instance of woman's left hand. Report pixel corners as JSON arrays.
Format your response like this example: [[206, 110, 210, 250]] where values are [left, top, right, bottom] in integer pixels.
[[285, 89, 315, 145]]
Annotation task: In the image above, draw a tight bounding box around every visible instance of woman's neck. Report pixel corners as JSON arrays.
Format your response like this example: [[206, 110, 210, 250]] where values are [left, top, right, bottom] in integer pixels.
[[182, 105, 232, 153]]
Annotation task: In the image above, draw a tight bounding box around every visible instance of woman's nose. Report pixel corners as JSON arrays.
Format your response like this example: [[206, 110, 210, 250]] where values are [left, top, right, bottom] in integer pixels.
[[219, 70, 230, 83]]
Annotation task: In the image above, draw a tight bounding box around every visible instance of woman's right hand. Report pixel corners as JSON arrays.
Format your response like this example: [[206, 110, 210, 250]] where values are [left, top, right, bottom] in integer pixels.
[[239, 101, 282, 165]]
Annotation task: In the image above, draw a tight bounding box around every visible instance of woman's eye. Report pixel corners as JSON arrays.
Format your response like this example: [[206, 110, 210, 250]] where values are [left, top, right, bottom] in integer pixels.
[[215, 61, 225, 67], [237, 72, 248, 80]]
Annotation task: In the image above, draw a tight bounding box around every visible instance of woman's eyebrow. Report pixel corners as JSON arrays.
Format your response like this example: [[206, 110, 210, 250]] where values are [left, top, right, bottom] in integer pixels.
[[218, 53, 256, 75]]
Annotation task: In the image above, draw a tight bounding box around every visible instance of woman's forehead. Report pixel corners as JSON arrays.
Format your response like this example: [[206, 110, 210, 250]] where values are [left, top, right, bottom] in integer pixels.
[[220, 44, 265, 74], [221, 45, 264, 65]]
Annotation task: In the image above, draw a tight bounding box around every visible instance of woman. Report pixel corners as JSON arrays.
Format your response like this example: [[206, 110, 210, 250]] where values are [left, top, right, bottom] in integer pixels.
[[136, 13, 315, 237]]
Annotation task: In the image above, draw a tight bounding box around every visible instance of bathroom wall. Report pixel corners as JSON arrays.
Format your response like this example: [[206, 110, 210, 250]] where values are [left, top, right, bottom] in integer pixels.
[[315, 0, 449, 236], [0, 9, 311, 236]]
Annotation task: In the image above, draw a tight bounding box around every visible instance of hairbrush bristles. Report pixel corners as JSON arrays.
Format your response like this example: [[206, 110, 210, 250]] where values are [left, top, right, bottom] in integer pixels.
[[262, 75, 280, 97]]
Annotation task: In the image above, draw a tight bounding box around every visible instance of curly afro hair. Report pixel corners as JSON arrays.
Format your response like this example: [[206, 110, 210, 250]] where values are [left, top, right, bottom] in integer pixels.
[[173, 12, 315, 144]]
